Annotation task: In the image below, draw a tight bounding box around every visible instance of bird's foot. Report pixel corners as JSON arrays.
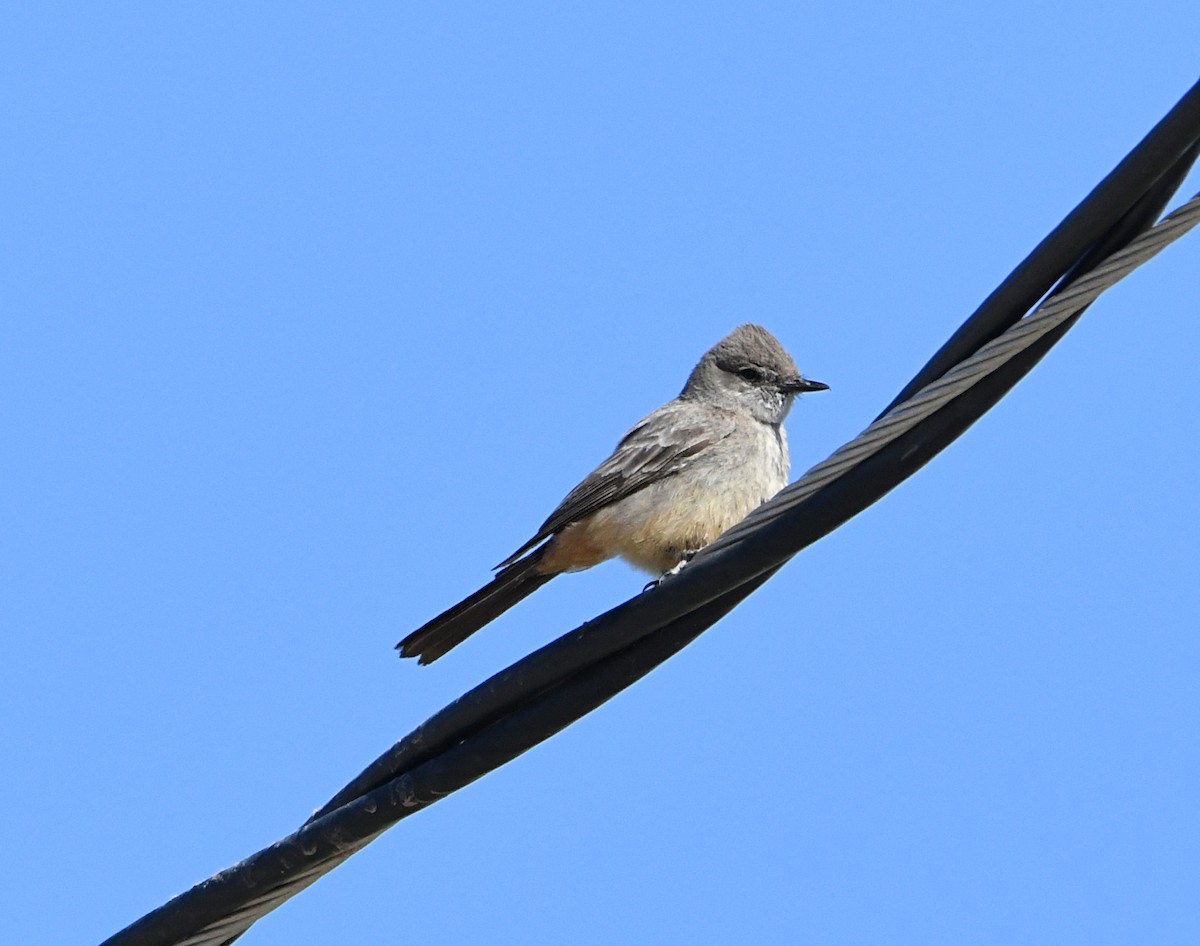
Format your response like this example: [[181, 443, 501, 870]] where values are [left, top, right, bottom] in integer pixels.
[[642, 550, 699, 592]]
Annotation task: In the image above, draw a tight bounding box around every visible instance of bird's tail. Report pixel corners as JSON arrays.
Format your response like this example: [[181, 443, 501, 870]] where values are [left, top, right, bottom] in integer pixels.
[[396, 549, 555, 664]]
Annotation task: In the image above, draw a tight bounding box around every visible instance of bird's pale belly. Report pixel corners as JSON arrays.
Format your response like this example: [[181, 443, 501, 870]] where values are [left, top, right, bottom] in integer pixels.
[[540, 464, 785, 576]]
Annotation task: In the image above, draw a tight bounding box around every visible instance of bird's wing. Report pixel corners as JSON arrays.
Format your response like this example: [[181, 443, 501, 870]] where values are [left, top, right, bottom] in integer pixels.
[[496, 401, 735, 568]]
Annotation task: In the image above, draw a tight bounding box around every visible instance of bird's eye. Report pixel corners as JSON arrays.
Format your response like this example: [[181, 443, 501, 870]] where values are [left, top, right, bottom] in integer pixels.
[[738, 366, 764, 383]]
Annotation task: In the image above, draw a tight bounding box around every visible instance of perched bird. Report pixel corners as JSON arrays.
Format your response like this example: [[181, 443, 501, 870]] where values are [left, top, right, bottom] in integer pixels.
[[397, 324, 828, 664]]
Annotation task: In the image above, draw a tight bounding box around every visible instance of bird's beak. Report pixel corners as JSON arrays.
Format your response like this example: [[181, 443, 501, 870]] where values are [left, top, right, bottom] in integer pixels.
[[780, 376, 830, 394]]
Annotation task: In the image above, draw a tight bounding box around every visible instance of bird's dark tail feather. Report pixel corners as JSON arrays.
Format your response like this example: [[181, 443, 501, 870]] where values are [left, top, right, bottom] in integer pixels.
[[396, 549, 555, 664]]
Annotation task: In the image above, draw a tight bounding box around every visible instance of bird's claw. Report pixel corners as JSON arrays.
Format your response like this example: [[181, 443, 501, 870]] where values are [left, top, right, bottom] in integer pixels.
[[642, 550, 699, 592]]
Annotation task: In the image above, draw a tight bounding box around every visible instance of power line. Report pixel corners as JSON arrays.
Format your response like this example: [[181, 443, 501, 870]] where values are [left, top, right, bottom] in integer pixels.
[[100, 78, 1200, 946]]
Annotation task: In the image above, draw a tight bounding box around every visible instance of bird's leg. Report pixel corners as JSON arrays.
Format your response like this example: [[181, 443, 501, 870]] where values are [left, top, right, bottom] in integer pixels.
[[642, 549, 700, 592]]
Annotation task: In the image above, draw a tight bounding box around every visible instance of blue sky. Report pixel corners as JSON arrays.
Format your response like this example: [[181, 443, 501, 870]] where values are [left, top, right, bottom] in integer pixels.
[[3, 5, 1199, 945]]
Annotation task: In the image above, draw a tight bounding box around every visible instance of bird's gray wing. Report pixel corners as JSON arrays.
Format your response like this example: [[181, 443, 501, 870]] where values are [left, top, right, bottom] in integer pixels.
[[496, 401, 736, 568]]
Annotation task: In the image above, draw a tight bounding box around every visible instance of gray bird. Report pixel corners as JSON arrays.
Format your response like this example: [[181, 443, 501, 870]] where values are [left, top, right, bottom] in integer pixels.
[[397, 324, 828, 664]]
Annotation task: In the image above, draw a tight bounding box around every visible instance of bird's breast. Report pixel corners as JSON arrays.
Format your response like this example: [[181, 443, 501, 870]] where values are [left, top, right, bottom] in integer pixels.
[[570, 424, 789, 575]]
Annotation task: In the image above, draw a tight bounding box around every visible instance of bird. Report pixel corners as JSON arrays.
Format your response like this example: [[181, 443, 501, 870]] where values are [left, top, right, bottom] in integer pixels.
[[397, 324, 828, 664]]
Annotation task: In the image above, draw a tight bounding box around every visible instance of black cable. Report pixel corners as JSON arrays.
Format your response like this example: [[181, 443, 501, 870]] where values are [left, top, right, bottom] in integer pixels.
[[100, 78, 1200, 946], [881, 81, 1200, 416]]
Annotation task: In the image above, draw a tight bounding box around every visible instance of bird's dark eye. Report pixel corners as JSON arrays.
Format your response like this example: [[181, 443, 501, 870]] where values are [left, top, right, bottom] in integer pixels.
[[738, 366, 764, 383]]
